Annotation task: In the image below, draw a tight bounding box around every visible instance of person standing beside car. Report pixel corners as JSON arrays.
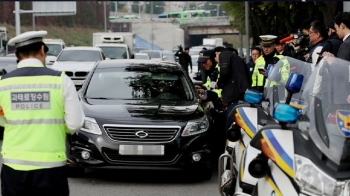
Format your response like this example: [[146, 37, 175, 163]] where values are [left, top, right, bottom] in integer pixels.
[[217, 50, 251, 131], [175, 46, 192, 75], [0, 30, 85, 196]]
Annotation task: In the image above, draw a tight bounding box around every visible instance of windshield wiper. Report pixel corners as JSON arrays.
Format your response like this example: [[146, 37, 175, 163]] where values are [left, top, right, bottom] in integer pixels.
[[154, 101, 162, 117]]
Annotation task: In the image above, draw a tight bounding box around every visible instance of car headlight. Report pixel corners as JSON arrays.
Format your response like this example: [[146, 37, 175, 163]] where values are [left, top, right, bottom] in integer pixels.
[[295, 155, 346, 196], [81, 117, 102, 135], [181, 116, 209, 137]]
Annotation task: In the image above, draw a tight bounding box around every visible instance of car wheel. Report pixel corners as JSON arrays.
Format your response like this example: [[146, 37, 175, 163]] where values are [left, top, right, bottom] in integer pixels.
[[191, 167, 213, 181], [66, 166, 85, 178]]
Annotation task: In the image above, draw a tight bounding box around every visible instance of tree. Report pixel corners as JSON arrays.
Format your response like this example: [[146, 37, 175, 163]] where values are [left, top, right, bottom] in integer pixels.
[[131, 1, 141, 13], [222, 1, 342, 47], [145, 1, 165, 14]]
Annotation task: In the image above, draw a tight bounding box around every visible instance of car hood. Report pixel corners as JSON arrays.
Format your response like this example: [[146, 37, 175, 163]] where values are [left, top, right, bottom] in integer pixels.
[[51, 61, 97, 72], [81, 98, 205, 123]]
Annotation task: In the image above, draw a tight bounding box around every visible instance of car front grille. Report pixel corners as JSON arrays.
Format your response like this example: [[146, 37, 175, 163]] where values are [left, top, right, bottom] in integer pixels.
[[64, 71, 89, 77], [102, 148, 179, 164], [103, 125, 181, 143]]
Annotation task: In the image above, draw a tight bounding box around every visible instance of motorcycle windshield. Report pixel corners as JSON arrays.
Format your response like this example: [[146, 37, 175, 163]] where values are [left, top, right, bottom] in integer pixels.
[[265, 56, 312, 114], [301, 56, 350, 167]]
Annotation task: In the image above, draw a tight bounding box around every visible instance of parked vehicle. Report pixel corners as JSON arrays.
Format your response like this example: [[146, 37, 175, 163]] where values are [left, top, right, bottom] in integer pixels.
[[68, 60, 215, 180]]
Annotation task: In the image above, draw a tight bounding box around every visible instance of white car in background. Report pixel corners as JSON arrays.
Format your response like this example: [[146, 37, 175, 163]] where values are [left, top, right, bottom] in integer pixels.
[[51, 47, 107, 90], [139, 50, 164, 60], [161, 51, 175, 62], [134, 53, 150, 59]]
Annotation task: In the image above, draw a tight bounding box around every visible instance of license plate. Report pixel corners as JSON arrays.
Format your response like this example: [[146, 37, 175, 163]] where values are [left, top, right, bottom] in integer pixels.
[[119, 145, 164, 155], [73, 80, 85, 86]]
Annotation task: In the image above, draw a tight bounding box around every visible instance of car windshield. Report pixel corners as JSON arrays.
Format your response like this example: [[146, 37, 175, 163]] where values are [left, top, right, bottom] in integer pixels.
[[141, 51, 161, 59], [85, 67, 194, 100], [56, 50, 102, 61], [0, 58, 17, 73], [46, 43, 62, 56], [300, 56, 350, 169], [135, 54, 149, 59], [98, 46, 127, 59]]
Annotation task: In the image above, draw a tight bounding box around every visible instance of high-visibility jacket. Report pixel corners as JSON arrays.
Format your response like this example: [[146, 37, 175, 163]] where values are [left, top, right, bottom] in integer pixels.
[[0, 63, 68, 171], [204, 64, 222, 98], [252, 54, 290, 88], [214, 64, 222, 98]]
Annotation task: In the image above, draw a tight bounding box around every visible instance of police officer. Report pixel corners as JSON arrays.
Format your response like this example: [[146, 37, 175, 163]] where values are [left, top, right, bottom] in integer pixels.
[[0, 31, 85, 195], [252, 35, 290, 93]]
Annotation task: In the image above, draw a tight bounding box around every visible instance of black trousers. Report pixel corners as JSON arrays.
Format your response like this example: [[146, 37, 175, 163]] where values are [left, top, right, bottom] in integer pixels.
[[1, 164, 69, 196]]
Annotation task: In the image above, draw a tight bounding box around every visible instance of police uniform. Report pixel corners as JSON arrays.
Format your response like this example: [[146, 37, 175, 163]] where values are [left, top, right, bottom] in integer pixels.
[[252, 35, 290, 94], [198, 50, 222, 98], [0, 31, 85, 196]]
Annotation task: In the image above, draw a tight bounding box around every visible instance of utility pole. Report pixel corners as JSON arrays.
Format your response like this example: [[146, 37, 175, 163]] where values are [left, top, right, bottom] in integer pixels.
[[104, 1, 107, 32], [32, 14, 35, 31], [15, 1, 21, 35], [151, 1, 153, 50], [245, 1, 250, 63], [216, 4, 219, 17], [115, 1, 118, 17]]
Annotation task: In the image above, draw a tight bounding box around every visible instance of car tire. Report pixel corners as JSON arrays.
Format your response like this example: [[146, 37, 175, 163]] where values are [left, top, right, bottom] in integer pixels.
[[66, 166, 85, 178], [191, 167, 213, 181]]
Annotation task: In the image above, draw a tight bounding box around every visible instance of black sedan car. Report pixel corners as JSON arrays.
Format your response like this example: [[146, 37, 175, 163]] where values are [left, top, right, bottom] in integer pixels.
[[68, 59, 214, 180]]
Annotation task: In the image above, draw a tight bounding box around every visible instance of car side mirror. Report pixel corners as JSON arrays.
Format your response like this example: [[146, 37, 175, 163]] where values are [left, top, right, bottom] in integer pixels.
[[105, 58, 111, 60], [163, 55, 167, 59]]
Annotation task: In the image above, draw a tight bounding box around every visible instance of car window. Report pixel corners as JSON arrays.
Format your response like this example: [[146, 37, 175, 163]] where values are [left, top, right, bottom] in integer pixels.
[[135, 54, 149, 59], [56, 50, 102, 61], [99, 46, 127, 59], [141, 51, 161, 59], [45, 44, 62, 56], [85, 67, 194, 100]]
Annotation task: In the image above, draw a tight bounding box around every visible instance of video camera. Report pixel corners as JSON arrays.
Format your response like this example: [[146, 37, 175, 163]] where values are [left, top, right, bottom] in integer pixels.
[[292, 29, 310, 56]]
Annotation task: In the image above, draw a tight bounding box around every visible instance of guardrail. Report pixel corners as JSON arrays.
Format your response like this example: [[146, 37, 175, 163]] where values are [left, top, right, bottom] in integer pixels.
[[110, 16, 232, 25]]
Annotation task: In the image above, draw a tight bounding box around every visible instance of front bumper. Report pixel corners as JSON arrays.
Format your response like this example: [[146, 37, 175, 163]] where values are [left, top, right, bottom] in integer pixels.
[[68, 130, 213, 171]]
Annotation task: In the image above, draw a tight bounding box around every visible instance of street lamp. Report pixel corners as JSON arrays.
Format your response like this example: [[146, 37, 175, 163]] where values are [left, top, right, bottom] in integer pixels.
[[209, 3, 220, 17]]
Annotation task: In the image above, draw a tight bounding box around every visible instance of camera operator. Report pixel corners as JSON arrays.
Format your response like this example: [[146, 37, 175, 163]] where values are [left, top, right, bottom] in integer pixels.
[[291, 19, 312, 61]]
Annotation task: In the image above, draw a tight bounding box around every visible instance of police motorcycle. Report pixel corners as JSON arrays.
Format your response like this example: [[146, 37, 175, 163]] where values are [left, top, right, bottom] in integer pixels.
[[218, 56, 312, 196], [249, 56, 350, 196]]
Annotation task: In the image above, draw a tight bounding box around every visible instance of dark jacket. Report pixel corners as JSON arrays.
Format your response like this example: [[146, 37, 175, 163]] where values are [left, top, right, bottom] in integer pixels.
[[218, 51, 250, 105], [175, 51, 192, 70], [307, 39, 327, 64], [316, 32, 342, 64], [337, 35, 350, 61], [246, 60, 255, 85]]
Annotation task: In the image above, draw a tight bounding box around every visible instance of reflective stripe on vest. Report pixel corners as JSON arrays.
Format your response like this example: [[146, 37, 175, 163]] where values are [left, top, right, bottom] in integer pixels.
[[0, 68, 67, 171], [3, 158, 66, 167]]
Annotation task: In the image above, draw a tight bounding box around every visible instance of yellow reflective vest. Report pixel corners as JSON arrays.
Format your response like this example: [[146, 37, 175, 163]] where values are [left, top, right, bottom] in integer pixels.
[[252, 54, 290, 88], [204, 64, 222, 98], [0, 66, 68, 171]]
